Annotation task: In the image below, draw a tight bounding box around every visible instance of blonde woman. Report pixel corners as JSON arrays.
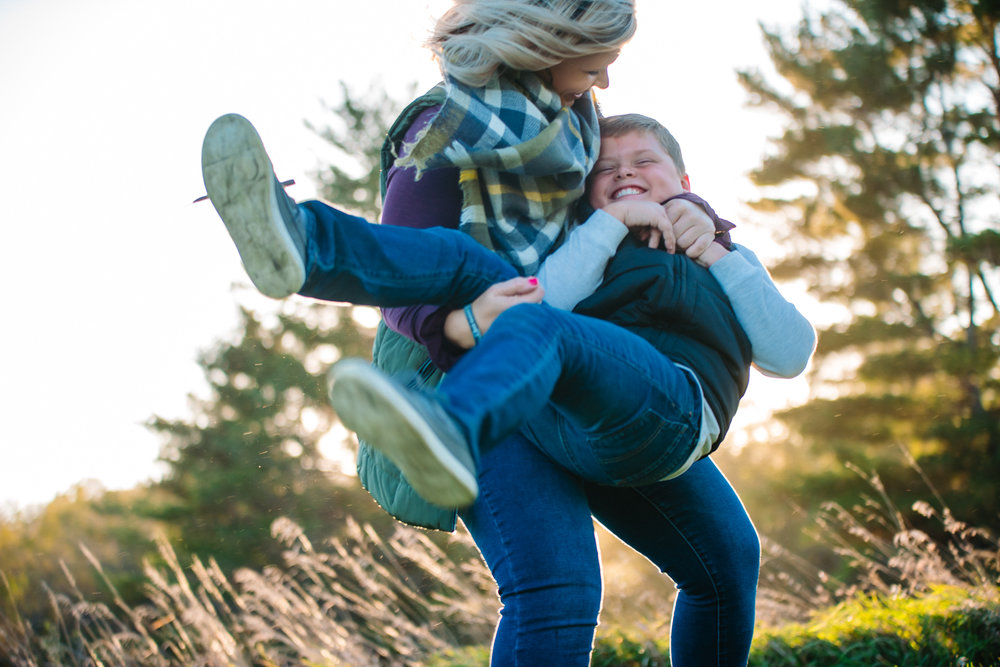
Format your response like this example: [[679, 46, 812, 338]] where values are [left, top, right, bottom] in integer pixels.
[[201, 1, 772, 664]]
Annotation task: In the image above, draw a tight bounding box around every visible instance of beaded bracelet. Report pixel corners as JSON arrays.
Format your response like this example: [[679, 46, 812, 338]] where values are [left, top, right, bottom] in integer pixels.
[[463, 304, 483, 345]]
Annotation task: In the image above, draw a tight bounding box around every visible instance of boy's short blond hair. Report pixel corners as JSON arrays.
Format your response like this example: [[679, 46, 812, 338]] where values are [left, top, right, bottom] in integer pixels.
[[598, 114, 686, 177]]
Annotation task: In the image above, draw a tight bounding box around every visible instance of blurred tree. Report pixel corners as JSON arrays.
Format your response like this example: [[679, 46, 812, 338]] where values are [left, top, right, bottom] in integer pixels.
[[0, 483, 161, 622], [147, 81, 423, 571], [148, 304, 389, 572], [733, 0, 1000, 541], [1, 84, 419, 625], [307, 79, 417, 220]]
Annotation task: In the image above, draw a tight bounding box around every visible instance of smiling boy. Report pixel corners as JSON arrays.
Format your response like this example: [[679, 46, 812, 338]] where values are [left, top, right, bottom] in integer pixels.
[[589, 113, 731, 270], [574, 113, 814, 385]]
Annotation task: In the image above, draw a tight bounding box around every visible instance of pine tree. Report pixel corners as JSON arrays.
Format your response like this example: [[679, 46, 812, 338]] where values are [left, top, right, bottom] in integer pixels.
[[307, 80, 417, 220], [149, 82, 415, 570], [149, 305, 387, 571], [736, 0, 999, 527]]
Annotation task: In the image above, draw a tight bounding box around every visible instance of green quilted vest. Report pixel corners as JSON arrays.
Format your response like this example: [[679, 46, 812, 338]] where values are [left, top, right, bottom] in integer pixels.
[[355, 85, 459, 531]]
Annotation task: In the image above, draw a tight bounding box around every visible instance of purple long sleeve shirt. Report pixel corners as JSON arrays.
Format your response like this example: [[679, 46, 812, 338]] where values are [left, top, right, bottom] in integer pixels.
[[379, 106, 468, 370]]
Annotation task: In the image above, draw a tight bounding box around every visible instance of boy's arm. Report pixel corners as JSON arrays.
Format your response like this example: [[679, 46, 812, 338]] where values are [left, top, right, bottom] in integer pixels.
[[706, 245, 816, 377], [541, 198, 720, 310], [536, 209, 629, 310]]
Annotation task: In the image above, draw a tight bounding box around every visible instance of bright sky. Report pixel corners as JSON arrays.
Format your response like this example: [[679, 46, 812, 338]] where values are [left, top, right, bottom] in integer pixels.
[[0, 0, 812, 511]]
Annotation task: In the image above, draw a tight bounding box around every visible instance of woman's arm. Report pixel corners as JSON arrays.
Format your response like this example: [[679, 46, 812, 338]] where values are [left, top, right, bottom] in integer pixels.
[[378, 108, 466, 369]]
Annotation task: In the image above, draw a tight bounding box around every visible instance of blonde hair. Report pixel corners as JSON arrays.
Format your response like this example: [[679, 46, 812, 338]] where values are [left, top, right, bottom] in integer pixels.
[[599, 113, 686, 176], [429, 0, 637, 87]]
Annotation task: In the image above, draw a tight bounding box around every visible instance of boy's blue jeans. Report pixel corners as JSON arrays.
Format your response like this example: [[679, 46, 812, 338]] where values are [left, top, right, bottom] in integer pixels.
[[298, 201, 518, 308], [298, 201, 703, 482], [440, 302, 702, 484], [298, 201, 757, 664]]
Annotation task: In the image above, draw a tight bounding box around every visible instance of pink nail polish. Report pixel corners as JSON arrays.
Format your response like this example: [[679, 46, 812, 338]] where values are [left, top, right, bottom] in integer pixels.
[[529, 277, 538, 285]]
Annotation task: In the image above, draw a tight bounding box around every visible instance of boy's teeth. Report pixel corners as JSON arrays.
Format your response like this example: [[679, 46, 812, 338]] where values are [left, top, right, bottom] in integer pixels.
[[614, 187, 643, 199]]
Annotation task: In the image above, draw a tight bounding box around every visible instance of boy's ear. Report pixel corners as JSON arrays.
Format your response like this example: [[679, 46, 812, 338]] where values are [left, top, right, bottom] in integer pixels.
[[682, 174, 691, 192]]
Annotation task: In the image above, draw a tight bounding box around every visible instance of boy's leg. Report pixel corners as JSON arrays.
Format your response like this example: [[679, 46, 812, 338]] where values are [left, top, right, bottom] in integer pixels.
[[441, 303, 704, 485], [202, 113, 516, 304], [329, 302, 702, 508], [296, 201, 517, 307]]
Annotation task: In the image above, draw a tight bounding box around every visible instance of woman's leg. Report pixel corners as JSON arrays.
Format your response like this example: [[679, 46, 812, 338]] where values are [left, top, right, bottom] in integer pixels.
[[585, 458, 760, 667], [202, 113, 516, 303], [460, 431, 602, 666]]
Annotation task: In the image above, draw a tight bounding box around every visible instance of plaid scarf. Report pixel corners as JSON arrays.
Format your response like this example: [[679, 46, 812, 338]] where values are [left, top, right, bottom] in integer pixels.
[[396, 71, 601, 275]]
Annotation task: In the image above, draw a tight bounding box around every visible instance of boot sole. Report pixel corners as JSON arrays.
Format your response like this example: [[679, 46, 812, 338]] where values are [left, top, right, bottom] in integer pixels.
[[201, 114, 305, 298], [330, 360, 478, 508]]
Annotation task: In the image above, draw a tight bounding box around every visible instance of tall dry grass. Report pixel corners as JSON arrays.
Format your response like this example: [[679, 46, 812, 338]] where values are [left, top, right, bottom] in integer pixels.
[[1, 517, 497, 666], [3, 455, 997, 665], [756, 458, 1000, 627]]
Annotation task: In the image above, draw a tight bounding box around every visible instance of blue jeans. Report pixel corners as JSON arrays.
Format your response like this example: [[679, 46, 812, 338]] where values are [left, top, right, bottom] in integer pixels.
[[296, 201, 757, 663], [297, 200, 517, 308], [461, 434, 759, 666], [298, 201, 704, 482], [439, 303, 703, 484]]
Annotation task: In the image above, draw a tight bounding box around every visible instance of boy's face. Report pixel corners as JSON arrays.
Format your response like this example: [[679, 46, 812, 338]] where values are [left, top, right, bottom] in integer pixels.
[[588, 131, 690, 209]]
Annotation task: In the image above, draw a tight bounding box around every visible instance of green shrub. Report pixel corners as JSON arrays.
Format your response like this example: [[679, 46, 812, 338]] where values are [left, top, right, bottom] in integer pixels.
[[5, 467, 999, 666], [591, 629, 670, 666], [749, 585, 1000, 666]]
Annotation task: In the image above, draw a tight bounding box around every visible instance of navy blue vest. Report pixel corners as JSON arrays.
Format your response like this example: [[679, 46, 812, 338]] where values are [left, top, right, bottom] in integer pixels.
[[574, 238, 752, 447]]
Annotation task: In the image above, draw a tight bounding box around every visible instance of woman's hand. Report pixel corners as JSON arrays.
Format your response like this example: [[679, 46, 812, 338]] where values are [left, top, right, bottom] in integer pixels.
[[444, 277, 545, 349], [601, 200, 677, 252]]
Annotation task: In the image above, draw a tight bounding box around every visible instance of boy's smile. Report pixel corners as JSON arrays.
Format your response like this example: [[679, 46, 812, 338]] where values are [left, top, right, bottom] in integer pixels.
[[610, 185, 646, 200], [588, 131, 691, 209]]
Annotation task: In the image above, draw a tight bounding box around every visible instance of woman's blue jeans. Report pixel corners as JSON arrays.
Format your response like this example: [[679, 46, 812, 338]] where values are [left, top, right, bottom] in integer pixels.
[[461, 434, 760, 667], [297, 201, 758, 664]]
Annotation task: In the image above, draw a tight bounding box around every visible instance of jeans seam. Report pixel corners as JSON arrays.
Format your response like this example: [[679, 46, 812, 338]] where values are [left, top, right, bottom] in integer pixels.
[[588, 410, 691, 486], [630, 485, 725, 666], [476, 476, 522, 658]]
